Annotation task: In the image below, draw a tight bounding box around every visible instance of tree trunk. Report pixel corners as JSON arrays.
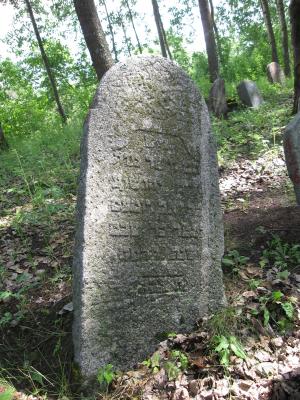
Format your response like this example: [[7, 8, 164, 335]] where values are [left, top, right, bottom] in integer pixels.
[[123, 0, 143, 54], [73, 0, 114, 81], [118, 12, 132, 56], [160, 17, 173, 60], [198, 0, 219, 82], [101, 0, 118, 62], [208, 0, 222, 66], [25, 0, 67, 123], [276, 0, 291, 76], [290, 0, 300, 114], [260, 0, 279, 63], [0, 123, 8, 151], [151, 0, 168, 58]]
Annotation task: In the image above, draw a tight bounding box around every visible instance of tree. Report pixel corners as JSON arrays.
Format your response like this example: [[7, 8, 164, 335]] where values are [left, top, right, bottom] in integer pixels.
[[116, 11, 133, 56], [151, 0, 172, 59], [100, 0, 118, 62], [208, 0, 222, 65], [276, 0, 291, 76], [290, 0, 300, 114], [25, 0, 67, 123], [0, 123, 8, 150], [73, 0, 113, 80], [122, 0, 143, 54], [198, 0, 219, 82], [259, 0, 279, 63]]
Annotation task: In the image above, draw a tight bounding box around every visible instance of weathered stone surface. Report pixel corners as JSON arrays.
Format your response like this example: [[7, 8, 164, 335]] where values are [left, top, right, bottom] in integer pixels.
[[209, 78, 228, 118], [73, 56, 225, 378], [267, 62, 285, 85], [237, 80, 263, 108], [283, 113, 300, 205]]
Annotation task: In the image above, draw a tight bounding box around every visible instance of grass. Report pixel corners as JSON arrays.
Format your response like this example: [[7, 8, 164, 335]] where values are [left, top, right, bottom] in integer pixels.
[[0, 118, 81, 230], [213, 77, 293, 166]]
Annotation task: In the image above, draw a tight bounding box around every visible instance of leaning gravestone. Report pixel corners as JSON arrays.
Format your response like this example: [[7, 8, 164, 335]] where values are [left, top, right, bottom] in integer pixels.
[[267, 62, 285, 85], [237, 80, 263, 108], [283, 113, 300, 205], [209, 78, 228, 118], [73, 56, 225, 379]]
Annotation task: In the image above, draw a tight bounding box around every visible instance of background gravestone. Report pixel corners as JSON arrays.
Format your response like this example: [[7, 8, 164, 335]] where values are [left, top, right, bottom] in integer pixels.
[[73, 56, 225, 378], [267, 62, 285, 85], [209, 78, 228, 118], [237, 80, 263, 108], [283, 114, 300, 205]]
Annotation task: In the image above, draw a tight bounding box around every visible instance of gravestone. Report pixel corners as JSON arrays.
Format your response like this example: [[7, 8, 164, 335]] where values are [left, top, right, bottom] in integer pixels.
[[209, 78, 228, 118], [237, 80, 263, 108], [283, 114, 300, 205], [73, 56, 225, 378], [267, 62, 285, 85]]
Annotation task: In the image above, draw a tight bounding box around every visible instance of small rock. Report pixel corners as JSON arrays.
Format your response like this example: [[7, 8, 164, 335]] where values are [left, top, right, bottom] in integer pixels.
[[58, 302, 73, 315], [153, 369, 167, 390], [242, 290, 257, 298], [254, 350, 272, 362], [294, 274, 300, 283], [238, 380, 253, 391], [196, 389, 213, 400], [188, 380, 199, 397], [214, 378, 230, 397], [173, 388, 190, 400], [173, 334, 188, 345], [257, 287, 270, 294], [255, 362, 277, 377], [271, 337, 283, 348]]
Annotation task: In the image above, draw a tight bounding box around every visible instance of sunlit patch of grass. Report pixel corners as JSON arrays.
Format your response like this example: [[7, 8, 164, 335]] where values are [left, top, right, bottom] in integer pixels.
[[213, 82, 293, 166]]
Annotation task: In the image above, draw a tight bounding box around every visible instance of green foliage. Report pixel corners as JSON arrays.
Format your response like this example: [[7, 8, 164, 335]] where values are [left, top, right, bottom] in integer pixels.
[[97, 364, 116, 389], [166, 29, 191, 73], [0, 379, 15, 400], [253, 290, 295, 332], [0, 40, 96, 139], [0, 118, 81, 228], [212, 335, 247, 367], [143, 349, 189, 381], [260, 235, 300, 271], [164, 350, 189, 380], [213, 82, 292, 165], [207, 307, 240, 338], [190, 52, 210, 96], [222, 250, 249, 274], [142, 352, 161, 374]]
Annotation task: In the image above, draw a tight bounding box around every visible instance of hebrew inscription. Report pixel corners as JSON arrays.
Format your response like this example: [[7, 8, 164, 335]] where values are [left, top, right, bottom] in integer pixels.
[[73, 56, 225, 378]]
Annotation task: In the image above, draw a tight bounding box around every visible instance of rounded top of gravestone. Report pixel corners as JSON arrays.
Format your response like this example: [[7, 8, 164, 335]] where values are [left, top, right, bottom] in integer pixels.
[[236, 80, 263, 108], [237, 79, 256, 88], [92, 56, 204, 109], [267, 61, 280, 68], [267, 62, 285, 84]]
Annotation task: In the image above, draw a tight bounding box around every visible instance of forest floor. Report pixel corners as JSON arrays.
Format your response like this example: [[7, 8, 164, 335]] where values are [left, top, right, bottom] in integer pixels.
[[0, 84, 299, 400]]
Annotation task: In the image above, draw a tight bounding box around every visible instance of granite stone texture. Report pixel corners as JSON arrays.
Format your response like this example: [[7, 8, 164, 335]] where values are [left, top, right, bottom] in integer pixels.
[[267, 62, 285, 85], [237, 80, 263, 108], [209, 78, 228, 118], [73, 56, 225, 378], [284, 113, 300, 205]]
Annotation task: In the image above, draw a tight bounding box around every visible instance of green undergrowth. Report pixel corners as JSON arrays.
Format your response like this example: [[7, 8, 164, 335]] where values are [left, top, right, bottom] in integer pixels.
[[213, 78, 293, 166], [0, 119, 82, 228]]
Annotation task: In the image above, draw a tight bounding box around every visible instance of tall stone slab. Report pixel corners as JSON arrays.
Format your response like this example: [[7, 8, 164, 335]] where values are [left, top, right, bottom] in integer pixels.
[[267, 62, 285, 85], [209, 78, 228, 118], [73, 56, 225, 378], [237, 80, 263, 108], [283, 113, 300, 205]]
